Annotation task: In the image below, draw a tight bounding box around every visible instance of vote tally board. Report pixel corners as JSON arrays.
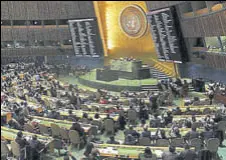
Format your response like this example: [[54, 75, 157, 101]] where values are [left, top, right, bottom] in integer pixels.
[[147, 8, 182, 63], [68, 18, 103, 57]]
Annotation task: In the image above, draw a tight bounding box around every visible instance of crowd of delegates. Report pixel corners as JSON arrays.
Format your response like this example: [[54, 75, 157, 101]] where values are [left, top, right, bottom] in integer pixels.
[[1, 62, 226, 160], [53, 64, 90, 78], [157, 78, 190, 99], [207, 81, 226, 105]]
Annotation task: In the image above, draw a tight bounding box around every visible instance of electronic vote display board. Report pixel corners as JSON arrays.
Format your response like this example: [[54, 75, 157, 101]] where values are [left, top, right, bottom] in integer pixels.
[[147, 8, 183, 63], [68, 18, 103, 57]]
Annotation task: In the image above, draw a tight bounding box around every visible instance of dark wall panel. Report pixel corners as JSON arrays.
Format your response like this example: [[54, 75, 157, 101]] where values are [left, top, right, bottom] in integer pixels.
[[213, 13, 224, 36], [219, 10, 226, 35], [146, 1, 186, 10], [58, 28, 71, 40], [8, 1, 27, 20], [12, 28, 28, 41], [47, 1, 60, 20], [37, 1, 50, 20], [1, 48, 74, 57], [144, 1, 225, 37], [78, 1, 95, 18], [193, 18, 203, 37], [56, 1, 68, 19], [27, 29, 44, 41], [2, 1, 96, 20], [1, 1, 10, 20], [1, 1, 97, 57], [181, 20, 195, 37], [43, 28, 60, 41], [203, 15, 215, 36], [1, 28, 13, 41], [181, 11, 226, 37], [26, 1, 39, 20], [64, 1, 81, 19]]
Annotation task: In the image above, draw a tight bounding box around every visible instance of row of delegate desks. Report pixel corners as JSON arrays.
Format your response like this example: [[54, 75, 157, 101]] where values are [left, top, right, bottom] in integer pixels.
[[41, 95, 70, 107], [7, 97, 43, 113], [58, 109, 212, 124], [167, 106, 219, 112], [133, 127, 204, 137], [167, 104, 218, 109], [29, 116, 204, 138], [95, 143, 186, 159], [81, 102, 219, 113], [1, 126, 54, 152], [170, 114, 213, 122], [30, 116, 97, 134], [58, 109, 119, 121]]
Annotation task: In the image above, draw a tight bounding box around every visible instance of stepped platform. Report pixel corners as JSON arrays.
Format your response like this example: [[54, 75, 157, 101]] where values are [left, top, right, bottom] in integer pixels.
[[78, 69, 158, 92], [78, 69, 194, 92]]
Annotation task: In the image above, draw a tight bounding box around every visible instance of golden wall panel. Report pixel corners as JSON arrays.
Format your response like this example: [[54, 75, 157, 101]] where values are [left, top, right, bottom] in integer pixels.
[[94, 1, 176, 76]]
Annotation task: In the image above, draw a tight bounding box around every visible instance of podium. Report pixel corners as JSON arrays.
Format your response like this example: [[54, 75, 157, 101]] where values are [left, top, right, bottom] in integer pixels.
[[110, 59, 151, 80], [96, 68, 118, 81]]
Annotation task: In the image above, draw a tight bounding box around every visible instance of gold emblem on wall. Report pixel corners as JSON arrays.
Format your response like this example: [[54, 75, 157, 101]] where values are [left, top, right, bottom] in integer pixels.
[[119, 5, 148, 38]]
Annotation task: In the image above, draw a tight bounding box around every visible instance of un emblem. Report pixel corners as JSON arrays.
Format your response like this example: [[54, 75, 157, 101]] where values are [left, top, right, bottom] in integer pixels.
[[119, 5, 148, 38]]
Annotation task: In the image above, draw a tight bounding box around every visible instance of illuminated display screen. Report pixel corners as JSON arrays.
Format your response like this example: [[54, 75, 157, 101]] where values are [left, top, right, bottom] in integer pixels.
[[68, 18, 104, 57], [147, 8, 183, 63]]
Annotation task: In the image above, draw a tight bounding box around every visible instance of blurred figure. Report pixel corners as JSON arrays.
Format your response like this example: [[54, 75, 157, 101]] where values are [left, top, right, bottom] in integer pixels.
[[178, 144, 197, 160], [162, 146, 179, 160], [106, 136, 120, 144]]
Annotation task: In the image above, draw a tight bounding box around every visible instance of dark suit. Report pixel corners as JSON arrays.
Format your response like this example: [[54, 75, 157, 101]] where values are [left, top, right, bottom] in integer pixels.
[[141, 131, 151, 138], [162, 152, 179, 160], [179, 149, 197, 160], [15, 136, 29, 148], [124, 136, 137, 145], [200, 131, 214, 141], [67, 115, 78, 122], [164, 115, 173, 125], [185, 130, 200, 140], [124, 129, 140, 138], [106, 140, 120, 144], [150, 118, 161, 128], [29, 139, 45, 160]]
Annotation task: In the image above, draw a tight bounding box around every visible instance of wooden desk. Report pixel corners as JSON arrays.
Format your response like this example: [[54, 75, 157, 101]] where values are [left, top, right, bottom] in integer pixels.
[[41, 95, 70, 106], [168, 107, 218, 113], [95, 144, 186, 159], [1, 126, 53, 143], [59, 109, 119, 121], [30, 116, 94, 133], [167, 105, 218, 109], [133, 127, 204, 137], [1, 126, 55, 152], [117, 98, 149, 105], [8, 97, 43, 113], [172, 115, 214, 122]]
